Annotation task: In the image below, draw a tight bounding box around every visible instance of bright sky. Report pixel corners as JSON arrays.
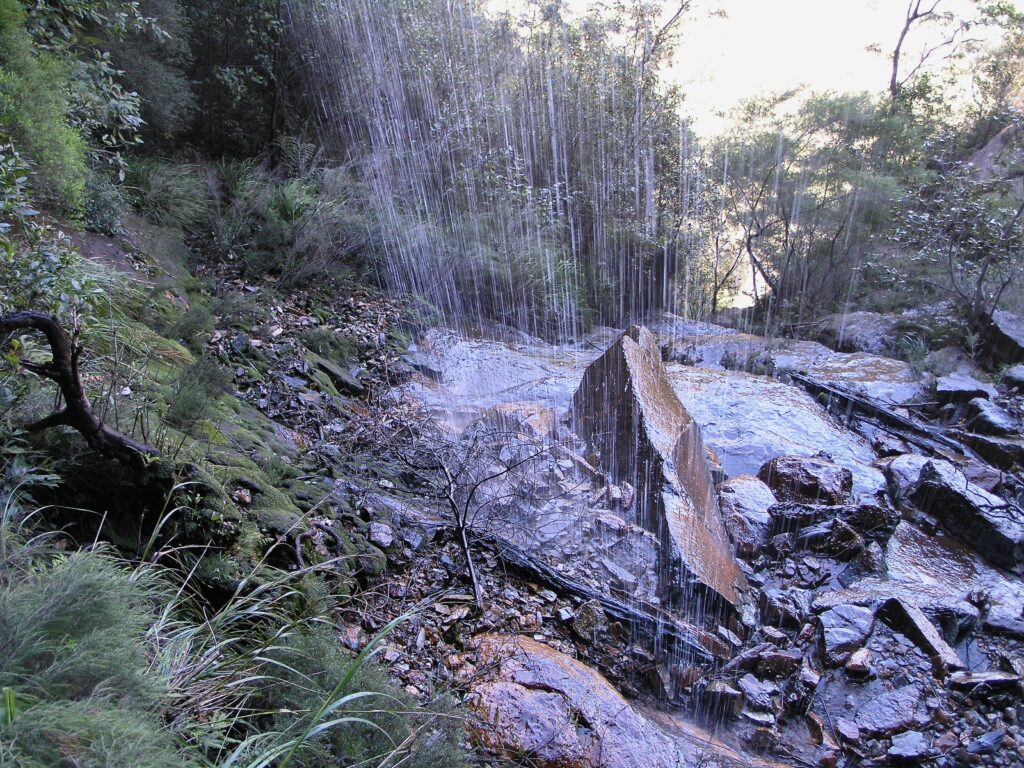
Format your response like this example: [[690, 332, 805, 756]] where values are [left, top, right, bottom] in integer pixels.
[[489, 0, 1020, 135], [673, 0, 990, 134]]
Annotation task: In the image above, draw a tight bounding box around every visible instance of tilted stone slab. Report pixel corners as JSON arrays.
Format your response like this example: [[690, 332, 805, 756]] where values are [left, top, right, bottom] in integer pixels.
[[570, 325, 746, 612]]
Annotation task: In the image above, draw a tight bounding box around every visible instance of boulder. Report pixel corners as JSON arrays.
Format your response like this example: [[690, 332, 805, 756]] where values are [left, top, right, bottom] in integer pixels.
[[812, 311, 899, 354], [982, 309, 1024, 365], [470, 634, 679, 768], [854, 683, 922, 737], [758, 455, 853, 505], [718, 475, 776, 558], [960, 432, 1024, 469], [935, 372, 997, 403], [909, 461, 1024, 574], [736, 674, 776, 710], [664, 333, 762, 369], [965, 397, 1019, 436], [881, 454, 932, 502], [818, 604, 875, 666], [1003, 363, 1024, 389], [924, 346, 981, 377], [768, 502, 899, 543], [569, 326, 746, 612]]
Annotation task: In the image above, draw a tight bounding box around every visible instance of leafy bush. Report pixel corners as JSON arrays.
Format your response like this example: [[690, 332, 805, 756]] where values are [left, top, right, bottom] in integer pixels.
[[0, 0, 88, 211], [83, 169, 125, 233]]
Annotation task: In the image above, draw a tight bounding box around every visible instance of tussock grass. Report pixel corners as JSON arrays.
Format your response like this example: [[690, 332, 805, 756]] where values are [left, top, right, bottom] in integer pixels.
[[0, 515, 469, 768]]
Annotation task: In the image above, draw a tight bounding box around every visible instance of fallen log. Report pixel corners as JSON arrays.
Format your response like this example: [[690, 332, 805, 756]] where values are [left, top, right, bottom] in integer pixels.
[[0, 311, 159, 469], [788, 371, 982, 462], [484, 535, 729, 664]]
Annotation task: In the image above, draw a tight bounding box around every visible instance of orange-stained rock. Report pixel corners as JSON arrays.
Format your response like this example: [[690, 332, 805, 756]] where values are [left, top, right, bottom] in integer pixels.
[[469, 634, 680, 768], [569, 326, 746, 612]]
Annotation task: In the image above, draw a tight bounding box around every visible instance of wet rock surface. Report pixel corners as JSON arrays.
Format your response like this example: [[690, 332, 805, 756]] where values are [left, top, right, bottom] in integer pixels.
[[908, 460, 1024, 574], [388, 321, 1024, 768], [469, 634, 681, 768], [966, 396, 1020, 435], [984, 309, 1024, 365], [758, 454, 853, 505], [719, 475, 777, 559], [569, 326, 746, 611], [812, 311, 901, 354], [936, 372, 999, 403]]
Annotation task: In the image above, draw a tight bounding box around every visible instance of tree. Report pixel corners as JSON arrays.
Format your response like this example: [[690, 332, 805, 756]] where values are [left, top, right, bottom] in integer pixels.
[[708, 92, 903, 327], [892, 126, 1024, 325], [887, 0, 1024, 115]]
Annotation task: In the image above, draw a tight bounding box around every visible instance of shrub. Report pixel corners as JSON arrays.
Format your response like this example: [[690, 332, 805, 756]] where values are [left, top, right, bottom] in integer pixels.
[[83, 169, 125, 233], [164, 355, 230, 432], [0, 547, 192, 767], [0, 0, 88, 211], [128, 159, 210, 232]]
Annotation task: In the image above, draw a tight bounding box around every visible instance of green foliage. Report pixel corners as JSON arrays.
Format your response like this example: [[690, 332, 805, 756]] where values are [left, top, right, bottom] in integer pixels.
[[253, 627, 468, 768], [180, 0, 282, 154], [0, 0, 87, 211], [129, 158, 210, 231], [83, 167, 125, 232], [164, 354, 230, 432], [0, 545, 192, 767], [891, 124, 1024, 322], [208, 158, 370, 286]]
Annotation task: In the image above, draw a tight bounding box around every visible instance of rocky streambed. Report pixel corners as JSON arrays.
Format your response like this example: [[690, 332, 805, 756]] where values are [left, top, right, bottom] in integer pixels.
[[385, 314, 1024, 768]]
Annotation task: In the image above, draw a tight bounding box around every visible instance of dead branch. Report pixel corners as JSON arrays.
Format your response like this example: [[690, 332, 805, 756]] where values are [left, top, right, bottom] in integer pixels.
[[0, 311, 160, 470]]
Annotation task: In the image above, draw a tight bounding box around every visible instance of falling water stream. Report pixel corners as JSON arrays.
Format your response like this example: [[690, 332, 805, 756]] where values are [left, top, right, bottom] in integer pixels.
[[276, 1, 1023, 764]]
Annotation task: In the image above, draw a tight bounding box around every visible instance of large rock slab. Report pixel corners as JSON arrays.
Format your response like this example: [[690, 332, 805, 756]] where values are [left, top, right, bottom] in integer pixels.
[[908, 461, 1024, 574], [965, 397, 1019, 436], [664, 366, 886, 499], [470, 634, 680, 768], [570, 327, 745, 611], [855, 684, 923, 737], [982, 309, 1024, 365], [812, 311, 900, 354], [935, 372, 997, 403]]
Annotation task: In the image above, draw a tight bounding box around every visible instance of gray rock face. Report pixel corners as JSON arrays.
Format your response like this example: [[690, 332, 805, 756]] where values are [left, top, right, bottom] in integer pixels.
[[965, 396, 1019, 435], [1003, 363, 1024, 388], [935, 372, 997, 403], [718, 475, 776, 559], [736, 673, 776, 710], [909, 461, 1024, 574], [758, 455, 853, 505], [470, 634, 680, 768], [812, 311, 899, 354], [983, 309, 1024, 365], [570, 326, 746, 612], [819, 604, 875, 665], [855, 683, 922, 737], [924, 346, 981, 377], [665, 366, 886, 499]]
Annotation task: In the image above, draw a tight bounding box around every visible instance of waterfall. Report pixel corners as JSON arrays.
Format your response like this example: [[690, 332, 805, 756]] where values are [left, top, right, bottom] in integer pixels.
[[283, 0, 705, 340]]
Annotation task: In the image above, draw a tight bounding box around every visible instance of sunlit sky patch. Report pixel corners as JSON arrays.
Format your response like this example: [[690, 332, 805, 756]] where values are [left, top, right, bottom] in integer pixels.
[[489, 0, 1021, 135]]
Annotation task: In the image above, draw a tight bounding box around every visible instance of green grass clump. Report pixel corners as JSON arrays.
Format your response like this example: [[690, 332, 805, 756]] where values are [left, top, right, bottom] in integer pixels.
[[0, 547, 193, 767]]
